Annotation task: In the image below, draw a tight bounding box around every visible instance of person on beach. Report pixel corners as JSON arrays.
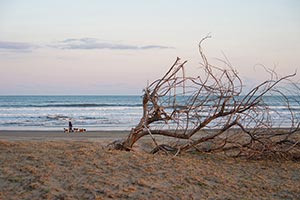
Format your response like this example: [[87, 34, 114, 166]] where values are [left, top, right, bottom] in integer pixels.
[[68, 121, 73, 132]]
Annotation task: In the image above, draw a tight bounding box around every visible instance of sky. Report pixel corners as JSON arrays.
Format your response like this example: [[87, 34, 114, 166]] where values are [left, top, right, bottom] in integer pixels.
[[0, 0, 299, 95]]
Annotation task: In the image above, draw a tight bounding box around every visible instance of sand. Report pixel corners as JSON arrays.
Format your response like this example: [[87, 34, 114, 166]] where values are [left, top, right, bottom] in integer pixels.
[[0, 130, 299, 199]]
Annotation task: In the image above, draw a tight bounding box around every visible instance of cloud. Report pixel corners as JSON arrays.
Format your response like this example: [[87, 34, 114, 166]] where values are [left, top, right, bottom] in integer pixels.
[[0, 38, 173, 52], [0, 41, 38, 51], [52, 38, 173, 50], [140, 45, 171, 50]]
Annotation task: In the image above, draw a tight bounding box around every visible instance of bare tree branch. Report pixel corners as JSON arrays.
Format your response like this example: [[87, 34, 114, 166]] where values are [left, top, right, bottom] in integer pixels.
[[109, 37, 300, 159]]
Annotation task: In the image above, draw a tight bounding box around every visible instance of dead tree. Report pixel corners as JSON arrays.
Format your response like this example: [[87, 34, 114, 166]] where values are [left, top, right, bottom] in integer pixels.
[[110, 36, 300, 158]]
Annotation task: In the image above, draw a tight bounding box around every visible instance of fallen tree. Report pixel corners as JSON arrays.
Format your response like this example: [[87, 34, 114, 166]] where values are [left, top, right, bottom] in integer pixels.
[[109, 36, 300, 158]]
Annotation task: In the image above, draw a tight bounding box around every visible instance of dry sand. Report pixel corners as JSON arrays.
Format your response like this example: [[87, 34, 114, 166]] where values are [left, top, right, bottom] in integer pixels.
[[0, 130, 299, 199]]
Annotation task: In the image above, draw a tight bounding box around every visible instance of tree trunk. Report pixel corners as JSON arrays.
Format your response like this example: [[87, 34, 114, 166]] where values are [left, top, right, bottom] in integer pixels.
[[109, 36, 300, 158]]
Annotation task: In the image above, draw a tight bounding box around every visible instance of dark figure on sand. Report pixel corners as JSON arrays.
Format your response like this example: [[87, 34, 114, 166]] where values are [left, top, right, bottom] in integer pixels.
[[69, 121, 73, 132]]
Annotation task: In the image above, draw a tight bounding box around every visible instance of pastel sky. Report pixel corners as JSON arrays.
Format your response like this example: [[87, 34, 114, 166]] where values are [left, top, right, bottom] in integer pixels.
[[1, 0, 299, 95]]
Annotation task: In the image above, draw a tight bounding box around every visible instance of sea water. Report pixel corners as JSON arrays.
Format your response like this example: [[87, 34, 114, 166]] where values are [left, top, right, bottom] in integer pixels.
[[0, 95, 299, 130], [0, 96, 142, 130]]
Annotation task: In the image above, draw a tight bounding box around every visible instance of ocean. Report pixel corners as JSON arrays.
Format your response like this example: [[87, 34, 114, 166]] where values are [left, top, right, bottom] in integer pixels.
[[0, 95, 299, 131], [0, 96, 143, 131]]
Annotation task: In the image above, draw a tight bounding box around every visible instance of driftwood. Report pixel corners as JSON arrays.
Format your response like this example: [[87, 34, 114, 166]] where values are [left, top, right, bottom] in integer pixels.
[[109, 36, 300, 158]]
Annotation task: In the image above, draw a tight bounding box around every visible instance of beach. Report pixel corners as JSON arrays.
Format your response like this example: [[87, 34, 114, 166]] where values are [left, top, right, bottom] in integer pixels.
[[0, 130, 130, 141], [0, 130, 299, 199]]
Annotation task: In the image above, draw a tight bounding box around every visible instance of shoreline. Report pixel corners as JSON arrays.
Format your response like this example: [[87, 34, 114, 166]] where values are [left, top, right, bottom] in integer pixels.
[[0, 130, 130, 141], [0, 127, 297, 141]]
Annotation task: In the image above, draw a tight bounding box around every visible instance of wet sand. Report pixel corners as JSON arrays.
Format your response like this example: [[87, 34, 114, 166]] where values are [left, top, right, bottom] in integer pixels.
[[0, 130, 130, 141], [0, 130, 299, 199]]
